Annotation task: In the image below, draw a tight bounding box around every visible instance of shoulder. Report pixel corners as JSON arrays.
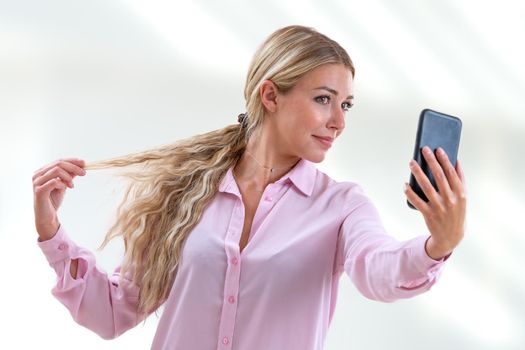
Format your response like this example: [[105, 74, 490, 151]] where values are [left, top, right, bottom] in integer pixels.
[[311, 167, 374, 214]]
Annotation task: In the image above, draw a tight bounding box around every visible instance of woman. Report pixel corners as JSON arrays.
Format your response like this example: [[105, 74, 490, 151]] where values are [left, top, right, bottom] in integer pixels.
[[33, 25, 466, 349]]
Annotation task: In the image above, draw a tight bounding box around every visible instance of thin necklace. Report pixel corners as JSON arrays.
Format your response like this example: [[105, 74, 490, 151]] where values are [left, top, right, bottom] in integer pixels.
[[245, 150, 294, 173], [233, 150, 297, 192]]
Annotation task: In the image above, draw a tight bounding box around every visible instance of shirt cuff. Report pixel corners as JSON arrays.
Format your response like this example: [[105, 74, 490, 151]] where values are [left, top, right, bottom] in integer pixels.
[[410, 235, 450, 275], [37, 224, 77, 265]]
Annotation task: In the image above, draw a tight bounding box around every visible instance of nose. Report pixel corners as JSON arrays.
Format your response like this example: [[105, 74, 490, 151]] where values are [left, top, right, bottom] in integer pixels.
[[328, 105, 345, 132]]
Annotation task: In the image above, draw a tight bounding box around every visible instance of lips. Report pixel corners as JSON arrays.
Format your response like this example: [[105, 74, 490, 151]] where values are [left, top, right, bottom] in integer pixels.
[[313, 135, 334, 148]]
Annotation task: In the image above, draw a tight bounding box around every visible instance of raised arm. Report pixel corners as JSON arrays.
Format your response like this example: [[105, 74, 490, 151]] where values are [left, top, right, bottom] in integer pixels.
[[33, 158, 148, 339], [37, 225, 146, 339], [336, 187, 448, 302]]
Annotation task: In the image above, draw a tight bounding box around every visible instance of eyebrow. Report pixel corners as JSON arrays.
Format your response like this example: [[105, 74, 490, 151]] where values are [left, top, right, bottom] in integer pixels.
[[313, 86, 354, 100]]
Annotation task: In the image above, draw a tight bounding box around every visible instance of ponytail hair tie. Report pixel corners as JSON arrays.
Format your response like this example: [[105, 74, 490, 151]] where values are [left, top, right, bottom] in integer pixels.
[[237, 112, 248, 125]]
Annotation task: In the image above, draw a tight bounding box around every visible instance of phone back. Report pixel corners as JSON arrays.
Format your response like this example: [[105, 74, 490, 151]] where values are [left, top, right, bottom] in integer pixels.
[[408, 109, 462, 209]]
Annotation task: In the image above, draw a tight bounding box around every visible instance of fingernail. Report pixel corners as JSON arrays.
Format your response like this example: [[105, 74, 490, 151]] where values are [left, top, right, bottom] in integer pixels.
[[438, 147, 445, 155], [404, 183, 409, 191], [409, 160, 415, 168], [423, 146, 431, 154]]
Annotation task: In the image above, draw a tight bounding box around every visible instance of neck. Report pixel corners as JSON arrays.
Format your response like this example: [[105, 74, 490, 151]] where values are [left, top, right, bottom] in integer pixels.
[[233, 127, 300, 191]]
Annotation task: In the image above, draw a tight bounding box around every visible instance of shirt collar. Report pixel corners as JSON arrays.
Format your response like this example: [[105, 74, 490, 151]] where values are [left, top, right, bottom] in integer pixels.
[[218, 158, 316, 197]]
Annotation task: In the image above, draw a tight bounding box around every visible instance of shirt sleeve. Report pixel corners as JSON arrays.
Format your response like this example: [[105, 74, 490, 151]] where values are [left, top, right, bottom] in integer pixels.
[[336, 186, 449, 302], [37, 225, 147, 339]]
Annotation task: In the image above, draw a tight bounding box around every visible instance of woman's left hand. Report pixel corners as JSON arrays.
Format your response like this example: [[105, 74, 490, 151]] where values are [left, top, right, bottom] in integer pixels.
[[404, 146, 467, 260]]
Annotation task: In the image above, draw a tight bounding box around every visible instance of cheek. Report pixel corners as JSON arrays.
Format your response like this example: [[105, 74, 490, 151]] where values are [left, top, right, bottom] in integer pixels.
[[297, 106, 325, 128], [282, 100, 326, 137]]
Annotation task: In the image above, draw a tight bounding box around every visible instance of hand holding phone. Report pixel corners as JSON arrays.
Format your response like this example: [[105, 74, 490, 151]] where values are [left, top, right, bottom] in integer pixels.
[[407, 109, 462, 209], [404, 109, 467, 259]]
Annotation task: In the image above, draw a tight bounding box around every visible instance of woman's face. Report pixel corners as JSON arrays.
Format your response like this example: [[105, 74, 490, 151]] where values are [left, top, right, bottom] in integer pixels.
[[271, 63, 354, 163]]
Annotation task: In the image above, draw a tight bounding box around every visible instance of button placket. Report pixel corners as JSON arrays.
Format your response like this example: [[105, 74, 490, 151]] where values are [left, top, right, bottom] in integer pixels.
[[217, 200, 243, 349]]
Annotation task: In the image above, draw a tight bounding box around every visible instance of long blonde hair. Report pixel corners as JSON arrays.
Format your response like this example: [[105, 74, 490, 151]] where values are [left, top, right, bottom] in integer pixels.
[[85, 25, 355, 315]]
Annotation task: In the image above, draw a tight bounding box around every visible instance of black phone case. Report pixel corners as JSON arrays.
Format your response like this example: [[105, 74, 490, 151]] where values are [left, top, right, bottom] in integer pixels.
[[408, 109, 462, 210]]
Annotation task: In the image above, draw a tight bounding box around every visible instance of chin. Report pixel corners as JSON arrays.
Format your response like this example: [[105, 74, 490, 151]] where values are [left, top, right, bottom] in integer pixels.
[[303, 152, 327, 163]]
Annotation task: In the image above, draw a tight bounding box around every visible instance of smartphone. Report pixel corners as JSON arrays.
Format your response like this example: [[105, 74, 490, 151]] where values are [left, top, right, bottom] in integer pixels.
[[408, 109, 462, 210]]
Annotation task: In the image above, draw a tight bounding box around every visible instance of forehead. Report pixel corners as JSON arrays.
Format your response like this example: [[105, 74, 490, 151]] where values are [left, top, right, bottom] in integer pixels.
[[294, 64, 353, 94]]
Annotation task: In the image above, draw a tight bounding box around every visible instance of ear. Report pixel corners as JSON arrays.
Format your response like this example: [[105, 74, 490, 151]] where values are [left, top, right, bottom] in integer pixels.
[[259, 80, 279, 113]]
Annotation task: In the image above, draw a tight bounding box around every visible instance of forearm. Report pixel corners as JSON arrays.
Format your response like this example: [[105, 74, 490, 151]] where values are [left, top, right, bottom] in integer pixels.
[[346, 235, 447, 302], [36, 219, 60, 242], [70, 258, 78, 279]]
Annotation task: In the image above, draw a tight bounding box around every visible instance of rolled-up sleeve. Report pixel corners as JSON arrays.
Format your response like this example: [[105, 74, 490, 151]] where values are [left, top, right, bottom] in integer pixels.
[[336, 186, 449, 302], [37, 225, 147, 339]]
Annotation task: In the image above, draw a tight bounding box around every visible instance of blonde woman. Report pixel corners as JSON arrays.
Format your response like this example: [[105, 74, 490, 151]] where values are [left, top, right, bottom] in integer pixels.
[[33, 25, 466, 349]]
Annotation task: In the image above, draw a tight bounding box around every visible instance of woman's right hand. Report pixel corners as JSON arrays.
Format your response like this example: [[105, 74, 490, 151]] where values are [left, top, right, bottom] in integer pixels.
[[33, 158, 87, 241]]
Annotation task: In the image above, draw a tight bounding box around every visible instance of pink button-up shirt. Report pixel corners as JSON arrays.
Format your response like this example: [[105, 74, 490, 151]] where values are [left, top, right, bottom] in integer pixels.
[[38, 158, 448, 349]]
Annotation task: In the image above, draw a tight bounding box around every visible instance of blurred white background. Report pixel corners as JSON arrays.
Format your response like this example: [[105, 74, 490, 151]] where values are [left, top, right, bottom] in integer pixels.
[[1, 0, 524, 349]]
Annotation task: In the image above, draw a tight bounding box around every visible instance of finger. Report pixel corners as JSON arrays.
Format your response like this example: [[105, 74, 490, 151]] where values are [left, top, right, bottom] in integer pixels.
[[57, 160, 87, 178], [34, 177, 67, 203], [34, 167, 74, 188], [34, 167, 75, 189], [33, 158, 85, 179], [456, 159, 467, 197], [456, 159, 465, 183], [33, 158, 85, 176], [409, 158, 440, 205], [435, 148, 462, 192], [33, 159, 86, 181], [404, 182, 430, 214], [421, 146, 453, 198]]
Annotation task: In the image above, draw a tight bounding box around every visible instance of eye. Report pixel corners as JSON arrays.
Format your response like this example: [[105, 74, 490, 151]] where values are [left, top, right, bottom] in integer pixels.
[[315, 95, 353, 112], [315, 95, 330, 104], [342, 101, 354, 112]]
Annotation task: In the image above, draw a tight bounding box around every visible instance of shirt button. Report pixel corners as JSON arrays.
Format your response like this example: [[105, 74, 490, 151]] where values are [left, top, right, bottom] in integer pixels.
[[228, 295, 235, 303], [264, 196, 273, 202], [222, 337, 229, 345], [58, 243, 68, 251], [231, 257, 238, 265]]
